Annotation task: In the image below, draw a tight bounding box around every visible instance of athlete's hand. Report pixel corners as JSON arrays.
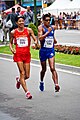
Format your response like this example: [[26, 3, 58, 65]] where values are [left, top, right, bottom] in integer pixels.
[[48, 27, 52, 33], [31, 43, 40, 50], [31, 43, 36, 49], [11, 49, 16, 54]]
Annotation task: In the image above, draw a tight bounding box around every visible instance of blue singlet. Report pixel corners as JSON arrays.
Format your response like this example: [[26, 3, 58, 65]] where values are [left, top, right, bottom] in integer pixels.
[[39, 25, 55, 62]]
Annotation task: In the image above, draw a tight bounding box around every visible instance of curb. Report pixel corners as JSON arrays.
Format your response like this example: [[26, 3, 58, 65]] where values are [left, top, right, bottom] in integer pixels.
[[0, 53, 80, 74], [55, 63, 80, 74]]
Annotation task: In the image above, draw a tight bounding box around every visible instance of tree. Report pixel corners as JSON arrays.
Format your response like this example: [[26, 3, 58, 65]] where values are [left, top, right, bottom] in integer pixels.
[[34, 0, 38, 27]]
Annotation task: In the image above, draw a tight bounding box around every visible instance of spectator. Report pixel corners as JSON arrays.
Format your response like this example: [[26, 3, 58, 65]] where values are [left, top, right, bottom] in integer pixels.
[[2, 12, 9, 43], [6, 8, 17, 31], [16, 7, 21, 16], [0, 16, 3, 42], [23, 6, 34, 27], [50, 14, 55, 25], [58, 12, 63, 29]]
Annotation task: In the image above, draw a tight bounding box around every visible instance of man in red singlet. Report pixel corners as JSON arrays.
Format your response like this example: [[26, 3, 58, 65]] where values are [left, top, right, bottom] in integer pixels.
[[9, 16, 37, 99]]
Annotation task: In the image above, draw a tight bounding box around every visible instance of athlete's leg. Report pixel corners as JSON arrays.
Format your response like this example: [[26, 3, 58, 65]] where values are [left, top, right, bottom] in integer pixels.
[[17, 62, 28, 93], [48, 56, 58, 85], [23, 62, 32, 99], [39, 61, 47, 91], [48, 56, 60, 92], [23, 63, 30, 80], [40, 61, 47, 82]]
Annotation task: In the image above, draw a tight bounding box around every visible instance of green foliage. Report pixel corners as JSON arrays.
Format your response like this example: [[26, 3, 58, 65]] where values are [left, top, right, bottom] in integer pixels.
[[0, 46, 80, 67], [55, 52, 80, 67], [30, 47, 39, 60], [0, 46, 12, 54], [28, 22, 38, 36]]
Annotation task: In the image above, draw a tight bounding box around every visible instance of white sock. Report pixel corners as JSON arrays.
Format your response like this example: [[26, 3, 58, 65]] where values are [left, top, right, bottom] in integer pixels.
[[40, 81, 44, 83], [26, 91, 30, 94], [55, 84, 58, 86]]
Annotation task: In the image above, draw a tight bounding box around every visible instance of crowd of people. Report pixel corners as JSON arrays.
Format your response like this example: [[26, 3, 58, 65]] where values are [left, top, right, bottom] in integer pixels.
[[52, 11, 80, 30], [38, 11, 80, 30], [0, 6, 80, 43], [0, 6, 34, 44]]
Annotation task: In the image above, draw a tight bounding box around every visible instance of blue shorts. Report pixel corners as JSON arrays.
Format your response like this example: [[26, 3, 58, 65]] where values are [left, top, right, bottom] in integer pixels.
[[39, 48, 55, 62]]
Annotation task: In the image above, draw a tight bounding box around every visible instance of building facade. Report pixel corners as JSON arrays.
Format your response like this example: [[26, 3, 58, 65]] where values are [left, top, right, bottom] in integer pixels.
[[0, 0, 54, 12], [0, 0, 15, 11]]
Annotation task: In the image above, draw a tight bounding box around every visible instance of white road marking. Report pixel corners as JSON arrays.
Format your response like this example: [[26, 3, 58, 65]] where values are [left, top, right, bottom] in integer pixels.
[[0, 57, 80, 76]]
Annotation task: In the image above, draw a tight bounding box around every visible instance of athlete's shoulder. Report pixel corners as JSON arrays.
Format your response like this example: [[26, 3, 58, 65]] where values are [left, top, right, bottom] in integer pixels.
[[26, 27, 34, 35], [26, 27, 32, 31], [38, 24, 44, 31], [11, 29, 16, 34], [23, 27, 31, 33], [51, 25, 57, 30], [38, 24, 42, 29]]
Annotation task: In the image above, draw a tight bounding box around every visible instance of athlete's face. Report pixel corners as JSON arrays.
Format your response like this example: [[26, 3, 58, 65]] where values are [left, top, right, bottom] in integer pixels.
[[17, 18, 24, 28], [44, 17, 50, 27]]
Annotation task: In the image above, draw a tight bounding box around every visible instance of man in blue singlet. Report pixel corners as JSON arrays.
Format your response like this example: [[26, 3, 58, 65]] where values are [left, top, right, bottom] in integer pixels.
[[38, 14, 60, 92]]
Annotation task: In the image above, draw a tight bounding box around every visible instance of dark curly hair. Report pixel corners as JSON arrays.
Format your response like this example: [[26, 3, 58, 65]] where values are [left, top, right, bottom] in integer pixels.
[[16, 15, 25, 22], [42, 14, 51, 20]]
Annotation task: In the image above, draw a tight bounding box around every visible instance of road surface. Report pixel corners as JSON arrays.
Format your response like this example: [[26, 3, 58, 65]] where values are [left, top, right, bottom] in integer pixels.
[[0, 57, 80, 120]]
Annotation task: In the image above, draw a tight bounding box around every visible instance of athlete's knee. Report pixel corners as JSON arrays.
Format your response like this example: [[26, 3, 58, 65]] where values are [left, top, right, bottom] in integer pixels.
[[42, 68, 46, 73], [24, 72, 30, 79], [20, 71, 25, 77], [25, 75, 30, 79], [50, 67, 55, 73]]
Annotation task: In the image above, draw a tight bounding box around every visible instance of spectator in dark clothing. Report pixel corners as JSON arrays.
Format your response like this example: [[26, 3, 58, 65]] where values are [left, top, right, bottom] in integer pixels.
[[23, 6, 34, 27], [50, 15, 55, 25], [6, 8, 17, 31], [48, 13, 55, 25], [16, 7, 21, 16]]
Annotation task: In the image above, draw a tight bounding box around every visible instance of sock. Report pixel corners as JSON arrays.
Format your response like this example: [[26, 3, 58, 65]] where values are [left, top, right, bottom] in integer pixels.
[[26, 91, 30, 95], [55, 84, 58, 86], [40, 81, 44, 83]]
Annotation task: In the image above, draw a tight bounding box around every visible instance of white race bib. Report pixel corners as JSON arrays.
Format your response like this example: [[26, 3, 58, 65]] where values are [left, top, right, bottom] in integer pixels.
[[17, 37, 28, 47], [44, 36, 54, 48]]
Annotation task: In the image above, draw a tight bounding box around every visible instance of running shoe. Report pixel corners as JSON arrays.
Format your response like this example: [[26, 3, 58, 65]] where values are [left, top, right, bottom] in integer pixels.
[[55, 85, 60, 92], [16, 77, 20, 89], [39, 81, 44, 91], [26, 92, 32, 99]]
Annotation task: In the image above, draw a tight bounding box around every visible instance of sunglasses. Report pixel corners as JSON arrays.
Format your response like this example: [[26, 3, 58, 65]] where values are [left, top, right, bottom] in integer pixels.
[[45, 19, 51, 22]]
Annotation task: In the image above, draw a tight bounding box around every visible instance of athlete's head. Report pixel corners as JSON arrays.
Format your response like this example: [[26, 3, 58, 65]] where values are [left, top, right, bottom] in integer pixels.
[[42, 14, 51, 27], [16, 15, 25, 22], [42, 14, 51, 21], [16, 15, 25, 28]]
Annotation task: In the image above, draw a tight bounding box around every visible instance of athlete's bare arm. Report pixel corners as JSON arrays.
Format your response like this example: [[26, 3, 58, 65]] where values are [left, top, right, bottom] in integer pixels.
[[9, 30, 16, 54], [27, 27, 37, 44], [52, 25, 57, 30], [38, 25, 52, 41], [52, 25, 57, 44], [38, 25, 54, 41]]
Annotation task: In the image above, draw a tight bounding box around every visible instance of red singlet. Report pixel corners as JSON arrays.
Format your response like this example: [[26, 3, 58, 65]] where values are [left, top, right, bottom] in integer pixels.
[[13, 27, 31, 63]]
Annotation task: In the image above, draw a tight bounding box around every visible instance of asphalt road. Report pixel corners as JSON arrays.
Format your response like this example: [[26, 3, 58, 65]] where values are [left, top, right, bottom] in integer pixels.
[[55, 29, 80, 46], [0, 29, 80, 120], [0, 58, 80, 120]]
